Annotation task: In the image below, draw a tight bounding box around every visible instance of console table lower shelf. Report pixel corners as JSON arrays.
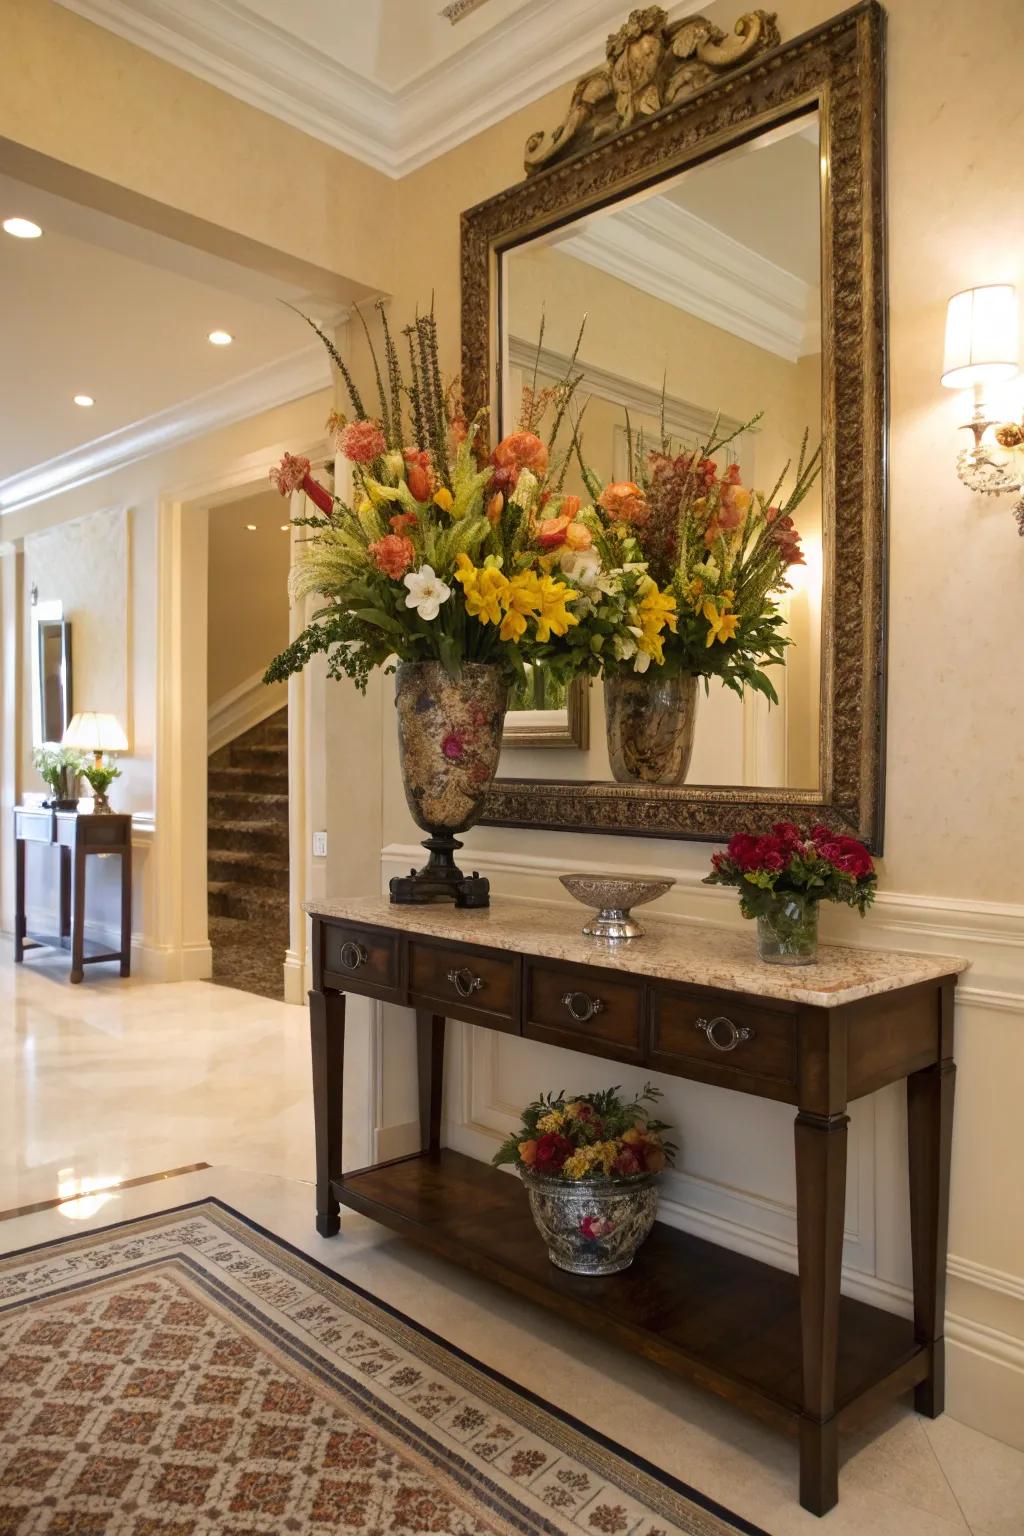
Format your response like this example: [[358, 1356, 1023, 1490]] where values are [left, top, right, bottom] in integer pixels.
[[335, 1148, 923, 1436]]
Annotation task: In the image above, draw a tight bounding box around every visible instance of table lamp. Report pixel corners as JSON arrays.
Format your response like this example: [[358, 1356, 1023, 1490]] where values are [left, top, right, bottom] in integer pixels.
[[62, 712, 129, 813]]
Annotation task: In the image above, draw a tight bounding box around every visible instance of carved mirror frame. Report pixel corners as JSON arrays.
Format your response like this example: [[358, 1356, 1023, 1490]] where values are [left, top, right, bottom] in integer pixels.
[[462, 0, 887, 850]]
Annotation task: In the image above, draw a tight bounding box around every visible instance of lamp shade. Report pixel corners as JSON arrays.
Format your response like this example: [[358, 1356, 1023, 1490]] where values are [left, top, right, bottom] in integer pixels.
[[62, 711, 128, 753], [941, 285, 1019, 388]]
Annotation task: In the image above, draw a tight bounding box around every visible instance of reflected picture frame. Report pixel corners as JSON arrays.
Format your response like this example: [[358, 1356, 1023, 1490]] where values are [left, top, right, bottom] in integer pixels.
[[461, 0, 887, 849]]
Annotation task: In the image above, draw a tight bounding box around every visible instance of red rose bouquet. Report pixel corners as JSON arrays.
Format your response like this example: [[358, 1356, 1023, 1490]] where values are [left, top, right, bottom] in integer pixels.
[[492, 1084, 675, 1183], [704, 822, 877, 964]]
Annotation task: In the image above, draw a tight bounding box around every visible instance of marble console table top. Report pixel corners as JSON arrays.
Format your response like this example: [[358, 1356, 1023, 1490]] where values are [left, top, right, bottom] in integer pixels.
[[306, 895, 967, 1008]]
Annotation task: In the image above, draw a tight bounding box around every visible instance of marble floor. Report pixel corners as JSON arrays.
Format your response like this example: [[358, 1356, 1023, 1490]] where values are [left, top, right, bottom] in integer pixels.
[[2, 943, 1023, 1536]]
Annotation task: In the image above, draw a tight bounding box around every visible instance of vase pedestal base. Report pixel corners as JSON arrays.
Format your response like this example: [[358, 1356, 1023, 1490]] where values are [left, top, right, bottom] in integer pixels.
[[389, 835, 490, 909]]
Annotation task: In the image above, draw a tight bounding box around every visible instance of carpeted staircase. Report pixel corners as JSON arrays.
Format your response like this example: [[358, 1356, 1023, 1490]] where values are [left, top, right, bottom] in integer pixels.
[[207, 707, 289, 999]]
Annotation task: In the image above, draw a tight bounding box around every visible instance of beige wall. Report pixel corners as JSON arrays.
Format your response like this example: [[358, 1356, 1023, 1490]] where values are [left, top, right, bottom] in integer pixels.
[[207, 489, 291, 706], [3, 0, 1024, 1452]]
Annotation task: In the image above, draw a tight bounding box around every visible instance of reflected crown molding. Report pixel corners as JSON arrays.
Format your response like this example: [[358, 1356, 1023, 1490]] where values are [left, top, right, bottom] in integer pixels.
[[56, 0, 643, 178], [557, 198, 820, 362], [0, 345, 332, 515], [507, 334, 745, 445]]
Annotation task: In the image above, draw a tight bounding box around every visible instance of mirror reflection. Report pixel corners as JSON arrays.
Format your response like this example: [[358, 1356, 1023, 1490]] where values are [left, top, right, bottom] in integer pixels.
[[499, 111, 823, 791]]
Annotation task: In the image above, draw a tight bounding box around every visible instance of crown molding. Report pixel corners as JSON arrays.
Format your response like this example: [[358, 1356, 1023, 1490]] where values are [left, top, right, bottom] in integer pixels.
[[559, 198, 820, 363], [55, 0, 642, 178], [0, 345, 331, 515]]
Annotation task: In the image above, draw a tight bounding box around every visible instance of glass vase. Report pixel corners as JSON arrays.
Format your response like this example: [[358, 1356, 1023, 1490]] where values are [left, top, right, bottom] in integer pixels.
[[756, 894, 819, 965], [604, 671, 699, 785]]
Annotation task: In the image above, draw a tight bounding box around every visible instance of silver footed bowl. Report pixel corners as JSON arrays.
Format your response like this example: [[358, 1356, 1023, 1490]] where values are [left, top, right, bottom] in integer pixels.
[[559, 873, 675, 940]]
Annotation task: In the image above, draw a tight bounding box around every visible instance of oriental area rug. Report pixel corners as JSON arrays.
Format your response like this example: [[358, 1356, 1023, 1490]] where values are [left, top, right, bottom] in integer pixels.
[[0, 1200, 763, 1536]]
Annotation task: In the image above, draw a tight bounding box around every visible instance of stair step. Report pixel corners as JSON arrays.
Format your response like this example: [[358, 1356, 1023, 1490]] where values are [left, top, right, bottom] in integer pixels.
[[208, 850, 289, 891], [208, 818, 289, 857], [208, 790, 289, 824], [230, 743, 289, 770], [209, 765, 288, 795], [208, 880, 288, 922]]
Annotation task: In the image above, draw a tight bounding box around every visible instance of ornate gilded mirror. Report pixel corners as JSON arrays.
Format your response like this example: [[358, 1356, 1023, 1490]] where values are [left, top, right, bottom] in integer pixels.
[[462, 0, 886, 848]]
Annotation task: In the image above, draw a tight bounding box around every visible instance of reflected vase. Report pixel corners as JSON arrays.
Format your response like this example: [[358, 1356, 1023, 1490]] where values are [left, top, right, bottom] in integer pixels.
[[389, 661, 508, 908], [756, 893, 820, 965], [604, 672, 699, 786]]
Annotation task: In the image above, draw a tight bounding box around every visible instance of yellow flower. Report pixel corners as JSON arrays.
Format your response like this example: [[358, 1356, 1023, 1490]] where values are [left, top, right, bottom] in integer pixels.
[[639, 582, 678, 635], [469, 567, 510, 626], [433, 487, 454, 513], [703, 598, 740, 647], [533, 575, 579, 642], [536, 1108, 565, 1134], [499, 570, 541, 643], [562, 1149, 591, 1180]]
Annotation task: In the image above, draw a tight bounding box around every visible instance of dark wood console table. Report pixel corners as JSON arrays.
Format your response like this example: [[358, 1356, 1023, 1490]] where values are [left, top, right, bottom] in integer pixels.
[[14, 805, 132, 983], [306, 895, 964, 1516]]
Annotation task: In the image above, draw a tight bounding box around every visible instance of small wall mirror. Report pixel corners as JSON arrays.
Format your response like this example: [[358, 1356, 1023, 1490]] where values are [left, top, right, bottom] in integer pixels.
[[31, 600, 73, 746]]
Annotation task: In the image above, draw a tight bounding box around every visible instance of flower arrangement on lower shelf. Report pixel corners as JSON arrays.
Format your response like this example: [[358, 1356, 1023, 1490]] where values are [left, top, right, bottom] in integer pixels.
[[704, 822, 878, 966], [494, 1085, 675, 1276]]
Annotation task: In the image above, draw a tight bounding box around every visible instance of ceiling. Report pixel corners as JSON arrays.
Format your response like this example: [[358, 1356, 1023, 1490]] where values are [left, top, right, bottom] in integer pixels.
[[55, 0, 706, 176], [0, 172, 339, 504]]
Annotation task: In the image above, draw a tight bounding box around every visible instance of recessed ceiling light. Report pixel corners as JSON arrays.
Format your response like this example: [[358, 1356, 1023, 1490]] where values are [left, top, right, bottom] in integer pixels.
[[3, 217, 42, 239], [246, 523, 257, 531], [73, 394, 95, 408], [280, 524, 290, 531], [208, 329, 233, 346]]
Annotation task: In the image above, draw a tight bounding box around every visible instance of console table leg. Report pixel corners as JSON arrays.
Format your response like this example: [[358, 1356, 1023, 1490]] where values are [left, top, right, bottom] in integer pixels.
[[417, 1011, 445, 1157], [69, 838, 87, 984], [795, 1109, 849, 1516], [310, 988, 345, 1237], [119, 842, 133, 977], [14, 837, 26, 962], [908, 1058, 956, 1417]]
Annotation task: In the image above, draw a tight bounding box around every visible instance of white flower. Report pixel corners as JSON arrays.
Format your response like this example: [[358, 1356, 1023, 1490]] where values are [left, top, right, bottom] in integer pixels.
[[403, 564, 451, 621], [558, 546, 602, 587], [633, 651, 653, 674], [612, 634, 638, 662]]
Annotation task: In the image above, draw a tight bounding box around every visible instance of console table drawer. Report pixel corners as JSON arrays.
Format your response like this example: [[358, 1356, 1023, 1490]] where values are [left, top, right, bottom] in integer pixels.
[[322, 924, 398, 993], [525, 963, 644, 1061], [649, 988, 797, 1088], [409, 941, 517, 1027]]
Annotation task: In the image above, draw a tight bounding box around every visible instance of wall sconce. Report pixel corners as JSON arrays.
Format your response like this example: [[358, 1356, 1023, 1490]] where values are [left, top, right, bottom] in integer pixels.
[[941, 284, 1024, 529]]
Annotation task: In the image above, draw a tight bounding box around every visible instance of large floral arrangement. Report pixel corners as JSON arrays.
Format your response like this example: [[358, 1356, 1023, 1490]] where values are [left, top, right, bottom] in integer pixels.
[[262, 307, 659, 693], [493, 1085, 675, 1183], [566, 415, 821, 698], [704, 822, 877, 918]]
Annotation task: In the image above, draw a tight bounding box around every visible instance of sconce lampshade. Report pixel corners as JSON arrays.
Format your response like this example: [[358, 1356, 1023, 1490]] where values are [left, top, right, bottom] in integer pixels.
[[62, 711, 128, 754], [941, 285, 1019, 389]]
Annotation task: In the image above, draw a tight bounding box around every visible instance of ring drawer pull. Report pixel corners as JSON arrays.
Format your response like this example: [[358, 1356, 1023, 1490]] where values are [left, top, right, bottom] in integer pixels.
[[448, 967, 483, 998], [562, 990, 605, 1024], [339, 941, 368, 971], [695, 1015, 754, 1052]]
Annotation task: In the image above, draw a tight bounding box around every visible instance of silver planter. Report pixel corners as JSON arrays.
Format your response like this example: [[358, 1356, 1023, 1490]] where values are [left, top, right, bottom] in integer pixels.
[[521, 1169, 660, 1275], [604, 671, 699, 785]]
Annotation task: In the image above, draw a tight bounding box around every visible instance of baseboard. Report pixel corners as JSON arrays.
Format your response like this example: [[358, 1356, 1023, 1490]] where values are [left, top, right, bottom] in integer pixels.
[[947, 1323, 1024, 1452], [283, 952, 306, 1006]]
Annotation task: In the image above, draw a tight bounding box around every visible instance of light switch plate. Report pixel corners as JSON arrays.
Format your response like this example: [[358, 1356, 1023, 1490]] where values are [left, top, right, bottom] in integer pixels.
[[312, 831, 328, 858]]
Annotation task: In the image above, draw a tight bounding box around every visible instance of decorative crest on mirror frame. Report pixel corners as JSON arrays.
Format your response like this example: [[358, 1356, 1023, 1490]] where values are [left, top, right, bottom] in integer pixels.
[[525, 6, 781, 174], [462, 1, 887, 851]]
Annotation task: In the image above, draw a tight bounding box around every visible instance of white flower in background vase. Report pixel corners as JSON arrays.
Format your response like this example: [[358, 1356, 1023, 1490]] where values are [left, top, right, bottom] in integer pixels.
[[403, 565, 451, 621], [558, 546, 602, 587]]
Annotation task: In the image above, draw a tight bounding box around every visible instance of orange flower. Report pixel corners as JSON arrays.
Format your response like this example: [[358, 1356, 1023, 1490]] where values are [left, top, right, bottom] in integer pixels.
[[492, 431, 549, 478], [598, 480, 649, 526], [536, 515, 570, 549], [403, 448, 433, 502], [518, 1139, 538, 1166], [564, 519, 593, 551], [368, 534, 414, 579], [389, 511, 418, 534], [486, 491, 504, 526], [561, 494, 581, 519]]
